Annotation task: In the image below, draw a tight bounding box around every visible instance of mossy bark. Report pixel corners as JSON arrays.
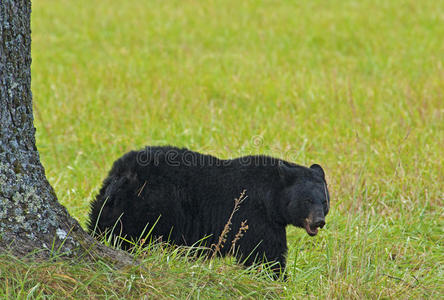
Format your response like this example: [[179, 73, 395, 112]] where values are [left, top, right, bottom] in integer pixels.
[[0, 0, 133, 265]]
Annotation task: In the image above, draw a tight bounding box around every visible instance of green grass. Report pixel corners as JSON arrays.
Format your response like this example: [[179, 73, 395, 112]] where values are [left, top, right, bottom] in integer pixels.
[[4, 0, 443, 298], [0, 245, 281, 299]]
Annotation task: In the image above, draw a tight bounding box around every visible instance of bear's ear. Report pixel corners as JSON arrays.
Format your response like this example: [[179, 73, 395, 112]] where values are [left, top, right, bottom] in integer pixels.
[[278, 161, 297, 185], [310, 164, 325, 179]]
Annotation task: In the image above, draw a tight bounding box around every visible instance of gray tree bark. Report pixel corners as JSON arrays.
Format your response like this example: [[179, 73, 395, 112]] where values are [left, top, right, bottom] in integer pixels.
[[0, 0, 132, 264]]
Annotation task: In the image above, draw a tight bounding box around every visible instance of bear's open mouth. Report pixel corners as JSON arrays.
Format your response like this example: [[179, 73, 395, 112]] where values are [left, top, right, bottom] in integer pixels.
[[304, 219, 319, 236]]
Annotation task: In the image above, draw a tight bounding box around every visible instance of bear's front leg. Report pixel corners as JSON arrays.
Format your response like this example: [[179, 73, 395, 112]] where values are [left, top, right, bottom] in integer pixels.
[[240, 247, 287, 279], [238, 224, 288, 280]]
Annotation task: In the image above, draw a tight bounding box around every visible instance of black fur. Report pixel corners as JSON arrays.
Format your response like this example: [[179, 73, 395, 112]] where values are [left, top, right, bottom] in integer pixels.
[[88, 146, 330, 277]]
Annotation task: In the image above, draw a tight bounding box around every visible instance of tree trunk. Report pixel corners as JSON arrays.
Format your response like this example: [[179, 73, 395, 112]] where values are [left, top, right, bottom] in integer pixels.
[[0, 0, 132, 265]]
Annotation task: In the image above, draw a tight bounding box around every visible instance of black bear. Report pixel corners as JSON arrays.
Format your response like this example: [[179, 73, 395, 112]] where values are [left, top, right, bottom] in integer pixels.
[[88, 146, 330, 277]]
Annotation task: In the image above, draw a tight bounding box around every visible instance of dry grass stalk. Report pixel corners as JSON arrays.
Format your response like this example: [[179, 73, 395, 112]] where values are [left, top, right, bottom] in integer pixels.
[[211, 190, 248, 259], [229, 220, 249, 256]]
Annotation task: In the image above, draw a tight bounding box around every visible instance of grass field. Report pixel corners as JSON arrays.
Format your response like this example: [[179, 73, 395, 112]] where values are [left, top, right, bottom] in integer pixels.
[[2, 0, 443, 298]]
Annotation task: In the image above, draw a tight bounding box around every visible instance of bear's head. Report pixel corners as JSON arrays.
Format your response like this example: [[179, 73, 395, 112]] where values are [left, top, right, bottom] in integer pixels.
[[278, 162, 330, 236]]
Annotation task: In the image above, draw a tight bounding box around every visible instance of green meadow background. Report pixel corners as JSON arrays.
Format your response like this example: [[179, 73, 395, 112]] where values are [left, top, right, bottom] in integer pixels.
[[8, 0, 444, 298]]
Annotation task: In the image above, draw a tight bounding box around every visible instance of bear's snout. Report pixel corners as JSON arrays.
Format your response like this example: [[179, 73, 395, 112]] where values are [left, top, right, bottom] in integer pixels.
[[303, 208, 326, 236], [313, 218, 325, 229]]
